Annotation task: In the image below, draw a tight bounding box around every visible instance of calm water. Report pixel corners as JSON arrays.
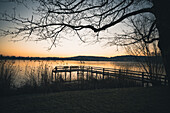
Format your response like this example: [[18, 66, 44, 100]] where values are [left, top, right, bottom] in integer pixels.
[[1, 60, 145, 87], [13, 60, 141, 69], [13, 60, 143, 74]]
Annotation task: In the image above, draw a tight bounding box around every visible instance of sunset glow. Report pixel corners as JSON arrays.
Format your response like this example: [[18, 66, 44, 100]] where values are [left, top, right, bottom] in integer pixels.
[[0, 1, 126, 58], [0, 35, 126, 57]]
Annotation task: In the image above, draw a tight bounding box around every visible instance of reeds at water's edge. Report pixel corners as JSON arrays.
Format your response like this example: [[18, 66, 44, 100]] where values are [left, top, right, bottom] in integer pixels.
[[0, 60, 165, 96], [0, 60, 19, 95], [0, 60, 141, 95]]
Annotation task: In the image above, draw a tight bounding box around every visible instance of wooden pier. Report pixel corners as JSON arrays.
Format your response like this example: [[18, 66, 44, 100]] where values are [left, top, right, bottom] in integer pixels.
[[52, 66, 168, 87]]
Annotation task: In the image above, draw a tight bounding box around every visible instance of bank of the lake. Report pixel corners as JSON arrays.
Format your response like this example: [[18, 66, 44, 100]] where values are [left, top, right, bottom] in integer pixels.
[[1, 87, 170, 113]]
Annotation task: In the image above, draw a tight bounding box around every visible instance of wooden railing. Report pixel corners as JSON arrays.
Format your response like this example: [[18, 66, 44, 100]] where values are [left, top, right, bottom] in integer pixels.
[[52, 66, 168, 87]]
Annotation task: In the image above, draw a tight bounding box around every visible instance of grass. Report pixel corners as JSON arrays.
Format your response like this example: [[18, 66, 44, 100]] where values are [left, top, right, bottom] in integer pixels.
[[1, 87, 170, 113], [0, 60, 18, 95]]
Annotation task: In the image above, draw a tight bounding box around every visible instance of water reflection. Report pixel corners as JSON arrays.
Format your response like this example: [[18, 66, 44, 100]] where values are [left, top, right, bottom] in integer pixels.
[[13, 60, 144, 72], [0, 60, 146, 87]]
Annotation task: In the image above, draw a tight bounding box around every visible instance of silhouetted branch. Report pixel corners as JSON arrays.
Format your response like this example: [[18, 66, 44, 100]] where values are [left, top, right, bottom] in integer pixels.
[[0, 0, 153, 48]]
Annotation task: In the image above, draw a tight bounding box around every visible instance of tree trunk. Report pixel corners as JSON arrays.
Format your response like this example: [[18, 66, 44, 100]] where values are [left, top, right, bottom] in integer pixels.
[[153, 0, 170, 86]]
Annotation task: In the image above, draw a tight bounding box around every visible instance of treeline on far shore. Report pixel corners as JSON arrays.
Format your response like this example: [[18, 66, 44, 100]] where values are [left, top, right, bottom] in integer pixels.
[[0, 54, 163, 62]]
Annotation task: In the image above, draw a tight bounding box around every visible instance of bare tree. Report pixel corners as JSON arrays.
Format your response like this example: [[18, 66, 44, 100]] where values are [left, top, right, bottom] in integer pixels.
[[117, 14, 165, 86], [0, 0, 170, 86], [105, 13, 158, 46]]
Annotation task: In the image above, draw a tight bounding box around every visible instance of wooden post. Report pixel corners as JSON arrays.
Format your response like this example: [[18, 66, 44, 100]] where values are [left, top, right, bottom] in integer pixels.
[[91, 67, 93, 77], [55, 72, 57, 82], [55, 67, 57, 82], [77, 69, 79, 81], [103, 68, 105, 80], [86, 68, 89, 80], [119, 70, 121, 75], [118, 69, 121, 82], [65, 69, 67, 81], [142, 72, 144, 87], [82, 66, 84, 80], [51, 71, 53, 82], [57, 72, 60, 79], [70, 66, 72, 82], [108, 72, 110, 80]]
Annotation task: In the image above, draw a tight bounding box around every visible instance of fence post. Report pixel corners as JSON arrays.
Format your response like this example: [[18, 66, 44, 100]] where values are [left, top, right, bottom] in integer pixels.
[[82, 66, 84, 80], [55, 72, 57, 82], [103, 68, 105, 80], [70, 66, 72, 82], [86, 67, 89, 80], [91, 67, 93, 77], [108, 72, 110, 80], [119, 69, 121, 78], [142, 72, 144, 87], [65, 69, 67, 81], [51, 71, 53, 82], [77, 68, 79, 81], [118, 70, 121, 87]]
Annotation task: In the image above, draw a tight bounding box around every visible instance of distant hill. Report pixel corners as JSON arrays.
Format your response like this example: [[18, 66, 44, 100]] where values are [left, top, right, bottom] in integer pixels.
[[67, 56, 109, 61], [0, 55, 162, 62]]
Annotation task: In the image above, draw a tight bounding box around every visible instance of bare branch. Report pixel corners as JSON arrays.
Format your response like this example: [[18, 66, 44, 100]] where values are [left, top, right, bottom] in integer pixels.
[[0, 0, 153, 49]]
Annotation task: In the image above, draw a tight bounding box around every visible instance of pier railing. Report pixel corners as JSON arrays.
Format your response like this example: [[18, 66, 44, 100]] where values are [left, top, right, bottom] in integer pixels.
[[52, 66, 168, 87]]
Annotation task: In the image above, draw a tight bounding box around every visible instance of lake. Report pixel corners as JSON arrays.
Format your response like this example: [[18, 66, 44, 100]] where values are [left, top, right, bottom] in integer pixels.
[[0, 60, 163, 87], [12, 60, 141, 70]]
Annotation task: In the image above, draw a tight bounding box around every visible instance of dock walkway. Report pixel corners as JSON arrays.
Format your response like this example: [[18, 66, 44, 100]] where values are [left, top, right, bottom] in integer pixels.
[[52, 66, 168, 87]]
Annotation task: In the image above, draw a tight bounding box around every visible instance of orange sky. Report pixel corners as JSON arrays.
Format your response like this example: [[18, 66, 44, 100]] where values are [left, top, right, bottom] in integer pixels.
[[0, 34, 126, 57], [0, 1, 127, 58]]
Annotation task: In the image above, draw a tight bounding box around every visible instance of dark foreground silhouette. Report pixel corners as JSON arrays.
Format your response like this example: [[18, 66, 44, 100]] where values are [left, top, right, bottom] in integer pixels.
[[1, 87, 170, 113]]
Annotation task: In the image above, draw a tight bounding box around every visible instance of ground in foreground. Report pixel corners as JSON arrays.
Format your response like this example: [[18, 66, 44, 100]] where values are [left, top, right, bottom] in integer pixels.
[[0, 87, 170, 113]]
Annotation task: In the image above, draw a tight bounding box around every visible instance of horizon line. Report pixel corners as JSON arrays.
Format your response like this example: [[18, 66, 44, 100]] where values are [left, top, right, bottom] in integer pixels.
[[0, 54, 132, 58]]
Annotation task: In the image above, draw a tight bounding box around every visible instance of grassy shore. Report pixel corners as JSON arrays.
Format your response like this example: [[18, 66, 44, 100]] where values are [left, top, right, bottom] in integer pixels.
[[0, 87, 170, 113]]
